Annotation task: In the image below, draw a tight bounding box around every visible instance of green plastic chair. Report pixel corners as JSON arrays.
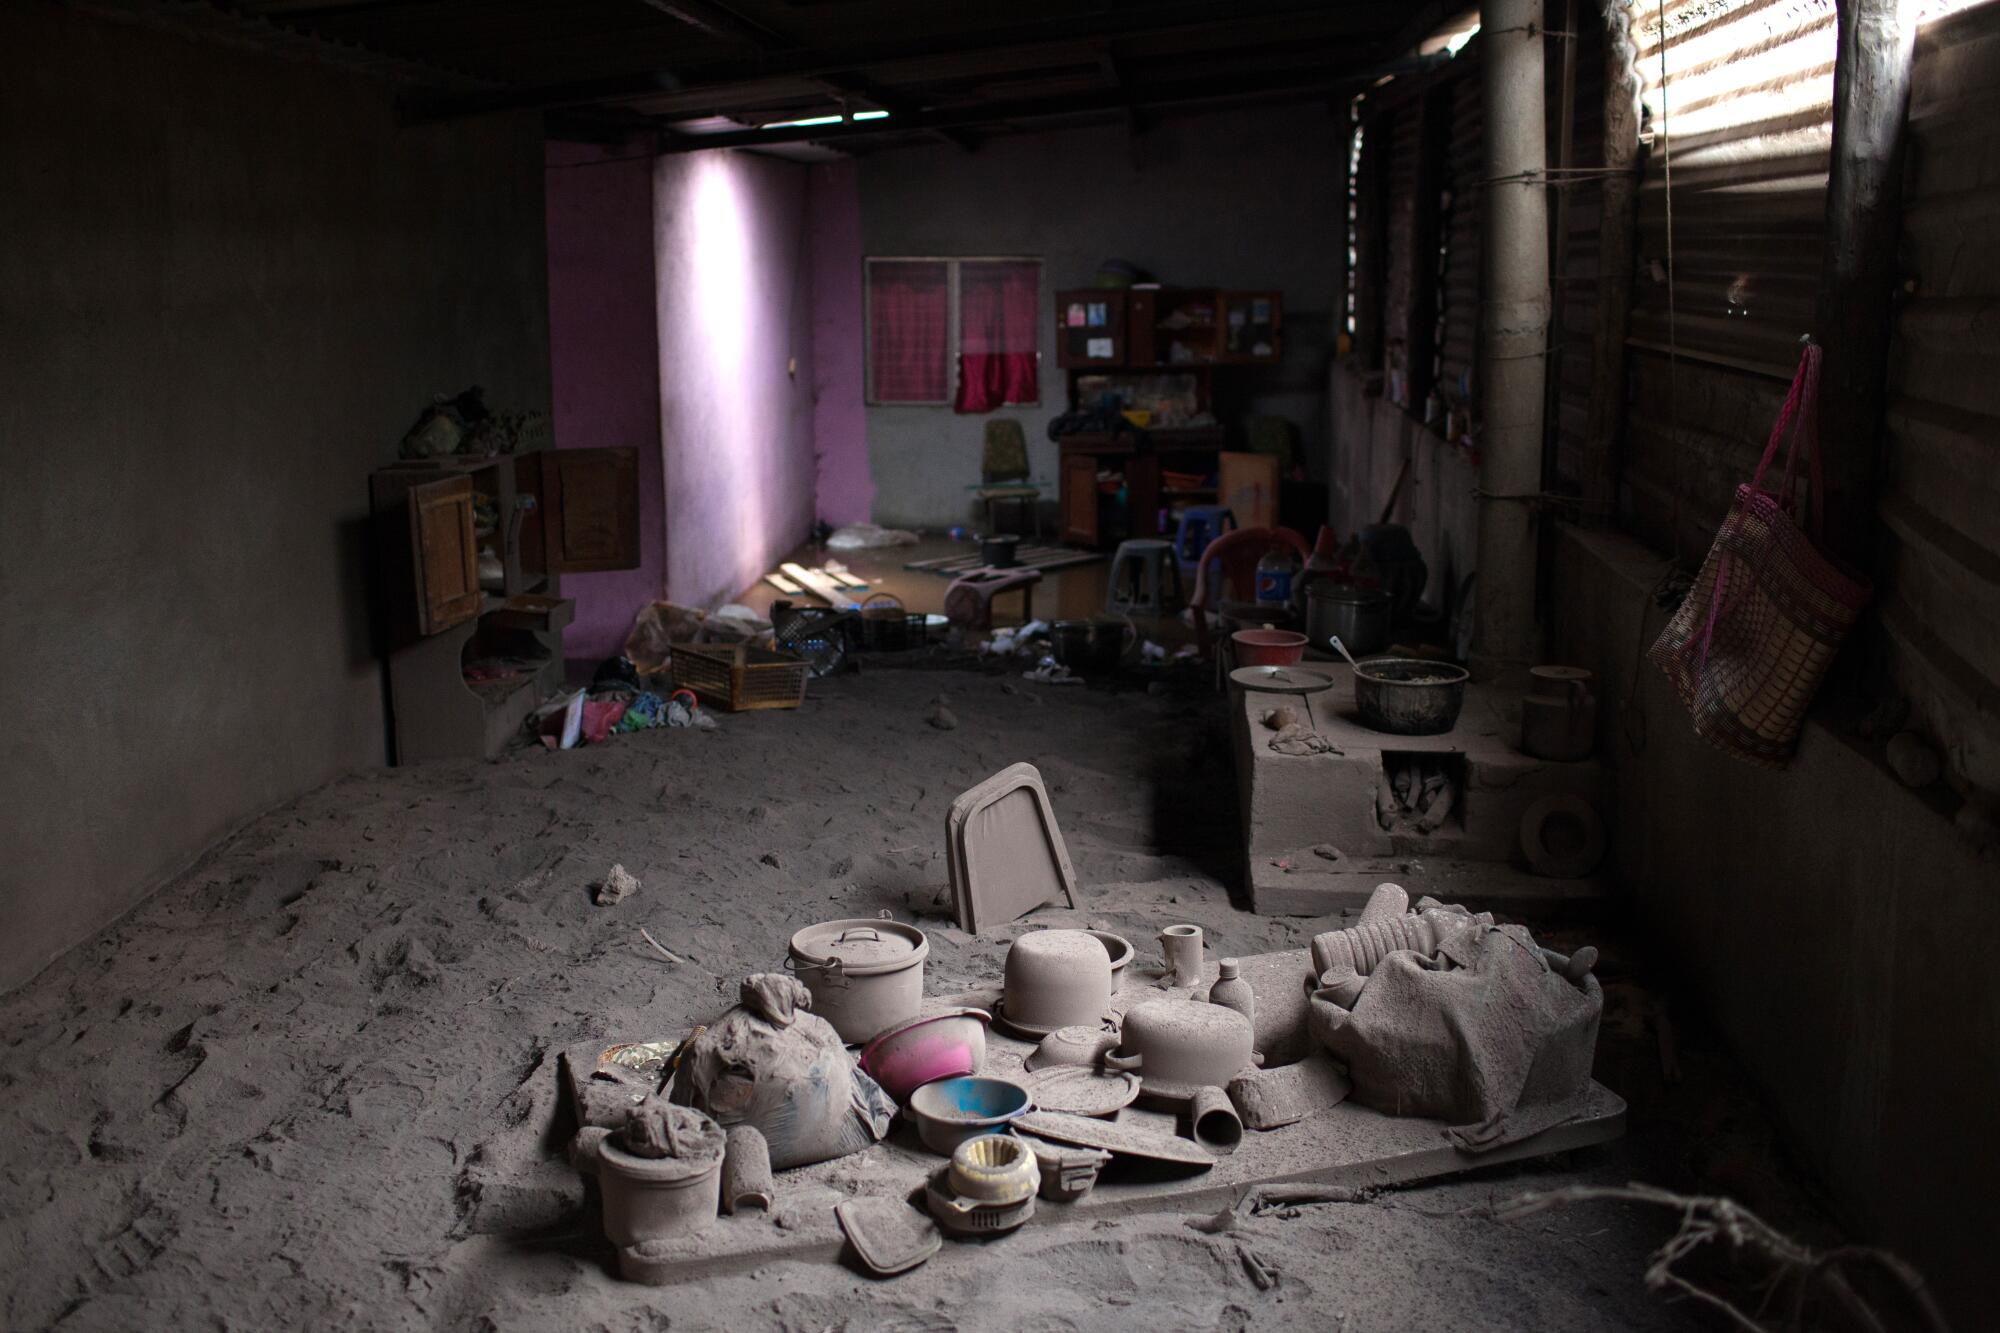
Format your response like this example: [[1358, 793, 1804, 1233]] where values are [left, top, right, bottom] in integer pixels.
[[977, 419, 1041, 538]]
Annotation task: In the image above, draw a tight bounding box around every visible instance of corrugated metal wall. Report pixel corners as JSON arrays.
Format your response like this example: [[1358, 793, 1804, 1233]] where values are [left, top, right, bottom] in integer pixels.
[[1621, 0, 1836, 556], [1881, 1, 2000, 791], [1547, 4, 1606, 491], [1383, 104, 1423, 406]]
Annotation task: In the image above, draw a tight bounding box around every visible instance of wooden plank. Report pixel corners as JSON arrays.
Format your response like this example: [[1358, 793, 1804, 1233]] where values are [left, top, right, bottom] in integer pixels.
[[781, 562, 856, 604], [818, 560, 869, 590], [762, 571, 805, 596]]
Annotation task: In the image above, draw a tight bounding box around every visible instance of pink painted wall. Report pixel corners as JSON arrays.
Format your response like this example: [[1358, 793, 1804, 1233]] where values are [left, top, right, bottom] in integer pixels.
[[808, 160, 871, 525], [654, 150, 818, 609], [545, 142, 666, 659]]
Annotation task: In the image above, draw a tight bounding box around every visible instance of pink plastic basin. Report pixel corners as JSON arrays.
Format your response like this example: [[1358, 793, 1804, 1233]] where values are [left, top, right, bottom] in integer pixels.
[[1232, 629, 1308, 667], [859, 1008, 992, 1103]]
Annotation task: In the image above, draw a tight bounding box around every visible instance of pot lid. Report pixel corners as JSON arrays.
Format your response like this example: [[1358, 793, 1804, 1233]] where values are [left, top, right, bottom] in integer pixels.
[[788, 917, 928, 975], [1307, 583, 1390, 604]]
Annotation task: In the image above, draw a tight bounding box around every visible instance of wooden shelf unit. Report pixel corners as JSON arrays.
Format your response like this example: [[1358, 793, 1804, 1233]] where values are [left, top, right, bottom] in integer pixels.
[[369, 447, 639, 763], [1055, 287, 1284, 370]]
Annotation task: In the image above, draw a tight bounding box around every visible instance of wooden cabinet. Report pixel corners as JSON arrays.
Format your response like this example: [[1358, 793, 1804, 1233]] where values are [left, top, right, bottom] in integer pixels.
[[1220, 290, 1284, 363], [1054, 289, 1128, 368], [408, 475, 481, 635], [542, 446, 640, 572], [370, 446, 641, 763], [1061, 449, 1102, 545], [1056, 288, 1283, 370]]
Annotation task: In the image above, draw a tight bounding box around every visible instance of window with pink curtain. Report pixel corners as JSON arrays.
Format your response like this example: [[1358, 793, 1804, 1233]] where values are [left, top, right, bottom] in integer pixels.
[[955, 260, 1040, 413], [867, 260, 949, 403]]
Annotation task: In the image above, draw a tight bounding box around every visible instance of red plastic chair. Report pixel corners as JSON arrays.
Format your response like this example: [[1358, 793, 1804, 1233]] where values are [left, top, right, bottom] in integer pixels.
[[1189, 525, 1310, 658]]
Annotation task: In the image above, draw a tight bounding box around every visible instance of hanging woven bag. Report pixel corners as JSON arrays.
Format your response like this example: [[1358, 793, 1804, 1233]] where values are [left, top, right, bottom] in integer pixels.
[[1647, 342, 1873, 766]]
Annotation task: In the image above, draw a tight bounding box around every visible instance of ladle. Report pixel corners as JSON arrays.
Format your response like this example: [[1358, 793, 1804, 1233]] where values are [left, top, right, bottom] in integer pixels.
[[1326, 634, 1364, 671]]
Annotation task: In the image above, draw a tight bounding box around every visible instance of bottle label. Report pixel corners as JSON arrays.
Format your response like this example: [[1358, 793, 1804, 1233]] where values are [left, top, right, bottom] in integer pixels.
[[1255, 569, 1293, 604]]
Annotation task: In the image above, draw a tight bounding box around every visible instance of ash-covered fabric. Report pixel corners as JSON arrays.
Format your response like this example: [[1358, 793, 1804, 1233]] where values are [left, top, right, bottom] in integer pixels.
[[1307, 920, 1601, 1151], [670, 974, 895, 1169]]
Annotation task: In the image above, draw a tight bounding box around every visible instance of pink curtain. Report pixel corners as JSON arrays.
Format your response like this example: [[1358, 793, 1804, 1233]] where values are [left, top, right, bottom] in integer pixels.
[[955, 260, 1039, 413], [868, 261, 949, 402]]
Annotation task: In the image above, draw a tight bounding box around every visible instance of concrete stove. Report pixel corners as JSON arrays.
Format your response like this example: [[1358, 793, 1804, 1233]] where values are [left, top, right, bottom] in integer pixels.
[[1231, 665, 1609, 915]]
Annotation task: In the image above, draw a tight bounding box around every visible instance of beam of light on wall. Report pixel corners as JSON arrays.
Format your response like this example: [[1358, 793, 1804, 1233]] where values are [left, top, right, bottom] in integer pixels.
[[687, 153, 766, 570], [851, 109, 890, 120]]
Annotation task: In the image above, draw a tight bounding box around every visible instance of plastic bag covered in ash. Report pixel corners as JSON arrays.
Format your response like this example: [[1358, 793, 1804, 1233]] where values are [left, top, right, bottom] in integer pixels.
[[669, 974, 894, 1169]]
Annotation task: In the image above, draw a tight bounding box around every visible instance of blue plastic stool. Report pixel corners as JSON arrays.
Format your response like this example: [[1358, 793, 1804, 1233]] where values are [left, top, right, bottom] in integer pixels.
[[1174, 505, 1237, 582]]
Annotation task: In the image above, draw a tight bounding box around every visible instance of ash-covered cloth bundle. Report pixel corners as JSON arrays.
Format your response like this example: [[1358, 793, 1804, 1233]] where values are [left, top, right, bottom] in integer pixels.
[[1307, 890, 1601, 1151], [670, 974, 895, 1169]]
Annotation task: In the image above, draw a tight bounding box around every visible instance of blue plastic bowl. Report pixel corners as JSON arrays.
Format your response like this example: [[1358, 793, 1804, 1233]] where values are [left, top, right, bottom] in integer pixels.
[[906, 1076, 1032, 1155]]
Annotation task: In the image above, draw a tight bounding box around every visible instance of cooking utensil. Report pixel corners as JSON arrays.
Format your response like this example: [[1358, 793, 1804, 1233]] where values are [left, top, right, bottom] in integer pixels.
[[1306, 584, 1391, 655], [1021, 1065, 1141, 1117], [1023, 1023, 1122, 1073], [1103, 999, 1262, 1105], [1325, 634, 1362, 671], [1351, 658, 1470, 735], [786, 918, 930, 1044], [995, 929, 1113, 1038], [1228, 664, 1335, 694]]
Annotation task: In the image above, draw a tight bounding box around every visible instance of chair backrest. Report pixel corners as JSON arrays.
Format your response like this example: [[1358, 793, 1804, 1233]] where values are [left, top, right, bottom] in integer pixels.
[[1188, 524, 1311, 657], [1189, 525, 1310, 611], [982, 419, 1031, 484]]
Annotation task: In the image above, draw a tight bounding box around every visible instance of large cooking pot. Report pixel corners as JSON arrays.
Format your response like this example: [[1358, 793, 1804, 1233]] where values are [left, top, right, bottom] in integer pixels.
[[786, 917, 929, 1044], [1306, 584, 1391, 656], [1352, 658, 1470, 736], [1103, 998, 1261, 1103]]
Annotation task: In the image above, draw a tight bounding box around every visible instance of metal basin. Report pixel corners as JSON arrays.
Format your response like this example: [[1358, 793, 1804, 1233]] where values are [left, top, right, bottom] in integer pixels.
[[1352, 658, 1470, 735]]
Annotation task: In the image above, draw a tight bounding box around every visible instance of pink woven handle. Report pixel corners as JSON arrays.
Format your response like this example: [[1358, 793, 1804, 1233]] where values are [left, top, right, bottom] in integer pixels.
[[1750, 342, 1825, 540], [1699, 340, 1824, 668]]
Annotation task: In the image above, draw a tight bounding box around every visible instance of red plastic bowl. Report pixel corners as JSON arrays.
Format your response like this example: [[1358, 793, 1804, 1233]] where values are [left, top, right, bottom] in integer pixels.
[[1232, 628, 1308, 667]]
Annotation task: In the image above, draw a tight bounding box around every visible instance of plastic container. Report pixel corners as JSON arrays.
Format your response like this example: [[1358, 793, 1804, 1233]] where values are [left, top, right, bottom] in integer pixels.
[[859, 1008, 993, 1102], [595, 1118, 726, 1249], [904, 1076, 1033, 1154], [1230, 628, 1308, 667]]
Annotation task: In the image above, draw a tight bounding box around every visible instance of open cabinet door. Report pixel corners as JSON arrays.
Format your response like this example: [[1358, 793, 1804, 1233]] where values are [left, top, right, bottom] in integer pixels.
[[408, 475, 482, 635], [542, 447, 641, 572]]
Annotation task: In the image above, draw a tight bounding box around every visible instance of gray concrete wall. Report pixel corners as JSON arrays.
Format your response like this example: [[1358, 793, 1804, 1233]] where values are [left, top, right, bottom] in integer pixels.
[[1552, 527, 1998, 1323], [0, 6, 551, 993], [856, 107, 1345, 530], [1328, 362, 1480, 614]]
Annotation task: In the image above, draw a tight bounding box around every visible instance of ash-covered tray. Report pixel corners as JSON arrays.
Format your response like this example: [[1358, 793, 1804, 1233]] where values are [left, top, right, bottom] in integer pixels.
[[1022, 1065, 1140, 1118], [1014, 1110, 1215, 1168]]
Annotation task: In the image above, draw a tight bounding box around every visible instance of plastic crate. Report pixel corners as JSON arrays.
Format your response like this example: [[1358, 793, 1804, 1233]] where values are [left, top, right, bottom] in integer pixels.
[[669, 642, 809, 712]]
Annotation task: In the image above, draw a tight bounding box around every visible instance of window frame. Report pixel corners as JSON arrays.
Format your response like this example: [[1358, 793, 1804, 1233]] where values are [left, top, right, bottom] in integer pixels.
[[863, 255, 1043, 408]]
